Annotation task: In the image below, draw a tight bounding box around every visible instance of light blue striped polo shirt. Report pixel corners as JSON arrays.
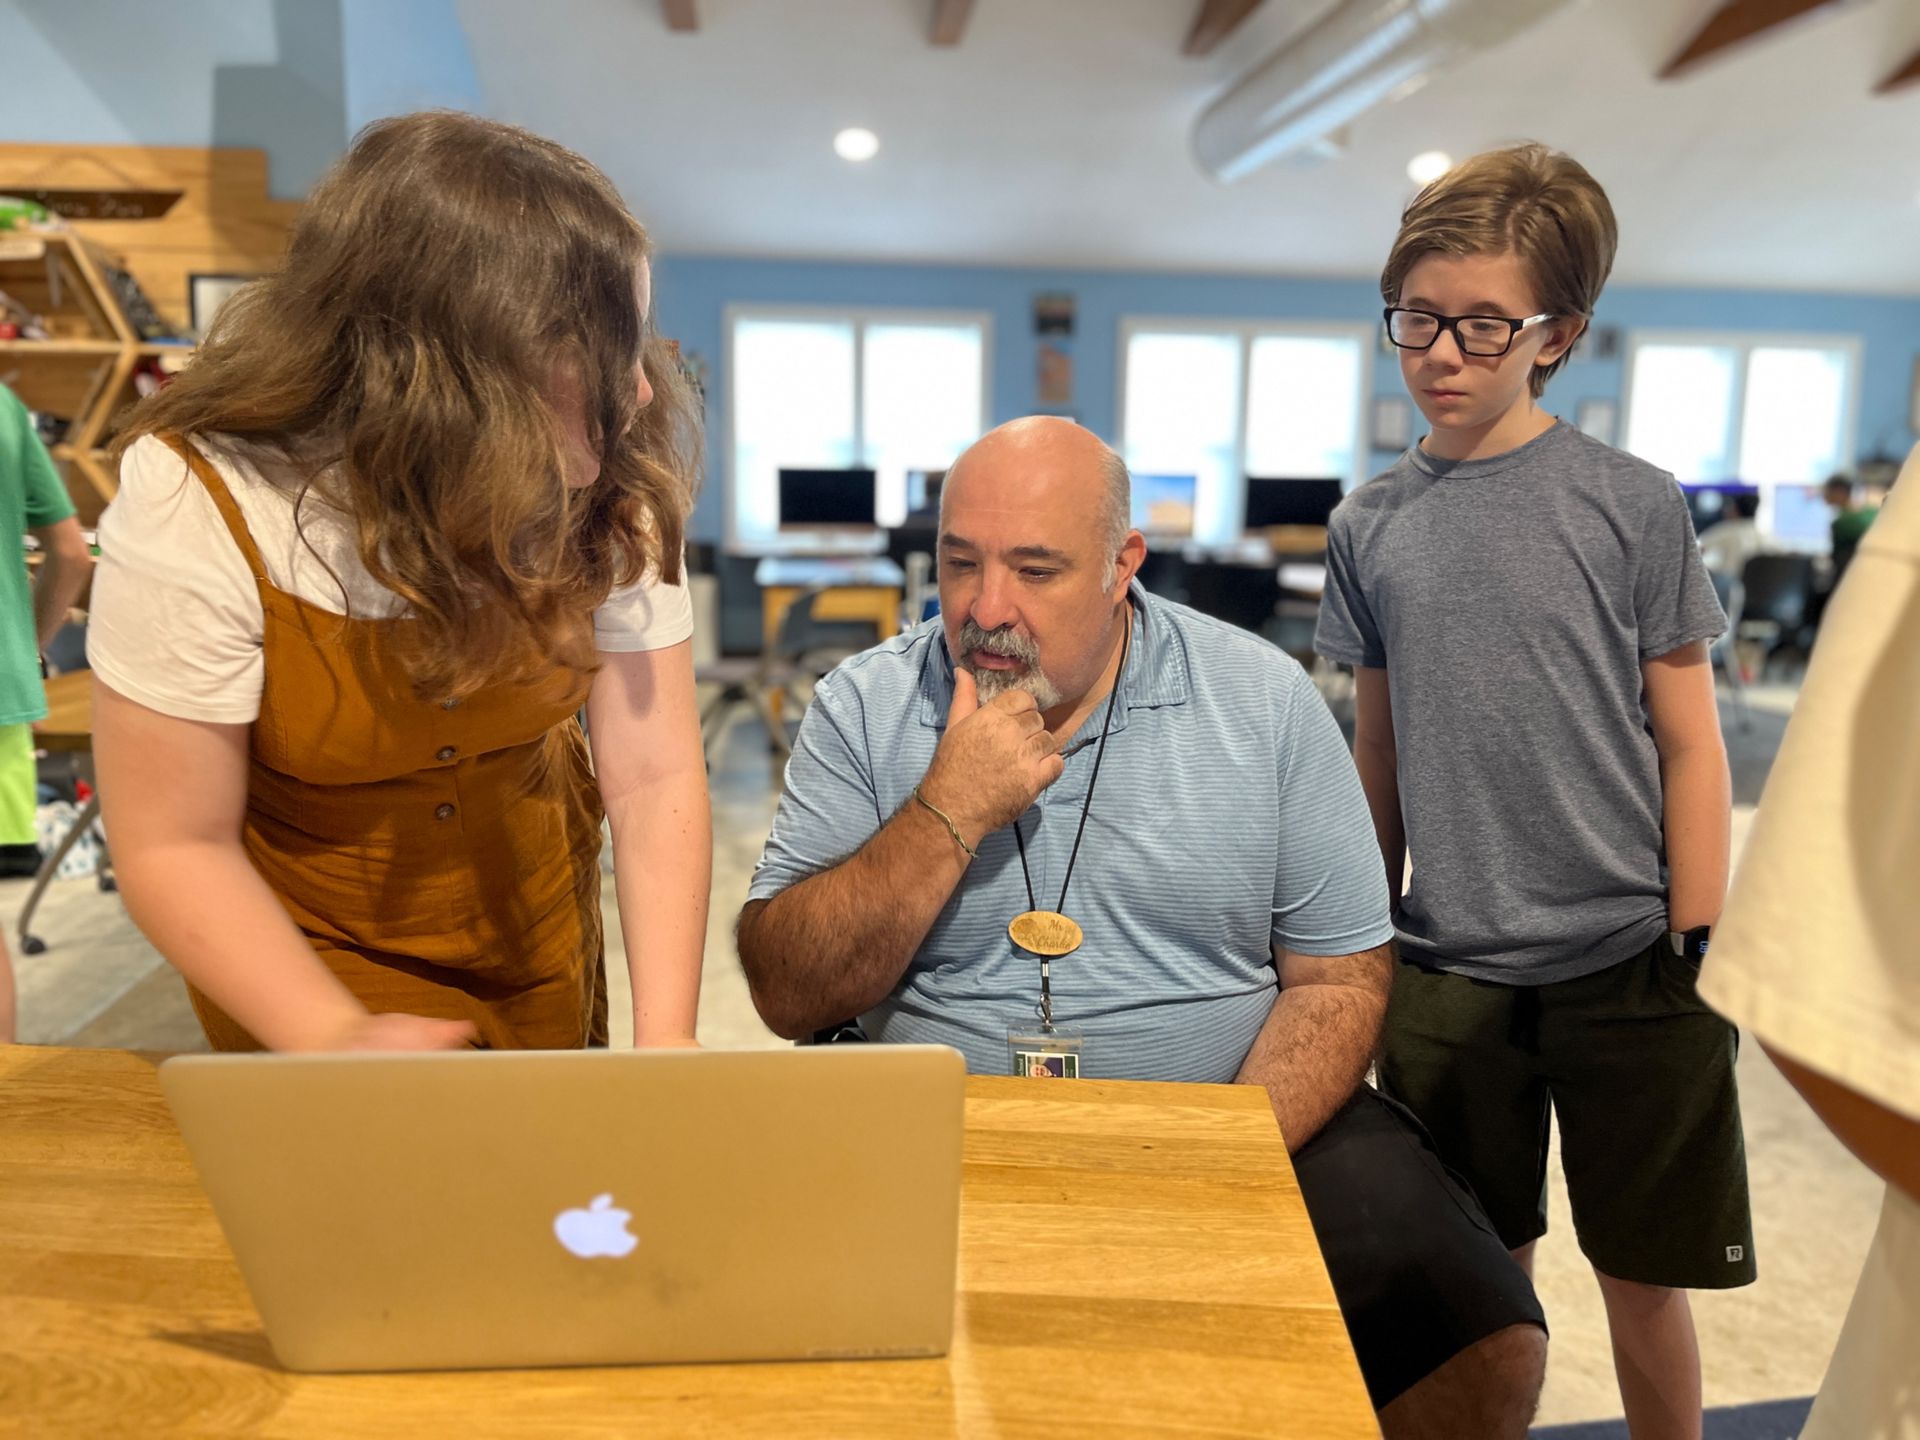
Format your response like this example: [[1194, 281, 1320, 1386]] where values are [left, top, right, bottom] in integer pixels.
[[746, 582, 1394, 1082]]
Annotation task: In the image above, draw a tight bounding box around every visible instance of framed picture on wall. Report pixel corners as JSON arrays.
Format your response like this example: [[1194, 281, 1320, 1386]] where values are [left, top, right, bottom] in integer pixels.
[[1032, 292, 1075, 336], [1576, 399, 1617, 446], [188, 272, 261, 340], [1037, 341, 1074, 407], [1370, 396, 1412, 450]]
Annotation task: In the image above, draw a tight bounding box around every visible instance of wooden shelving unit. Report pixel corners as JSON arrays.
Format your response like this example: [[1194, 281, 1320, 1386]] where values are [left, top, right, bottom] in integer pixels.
[[0, 233, 192, 525]]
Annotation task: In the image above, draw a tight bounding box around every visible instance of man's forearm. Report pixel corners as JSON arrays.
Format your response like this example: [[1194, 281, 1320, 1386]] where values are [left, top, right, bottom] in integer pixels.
[[1660, 743, 1731, 931], [1236, 945, 1393, 1153], [738, 798, 972, 1039]]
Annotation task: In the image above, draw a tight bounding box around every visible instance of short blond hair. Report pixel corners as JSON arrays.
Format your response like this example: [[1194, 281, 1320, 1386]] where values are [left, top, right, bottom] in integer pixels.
[[1381, 144, 1618, 398]]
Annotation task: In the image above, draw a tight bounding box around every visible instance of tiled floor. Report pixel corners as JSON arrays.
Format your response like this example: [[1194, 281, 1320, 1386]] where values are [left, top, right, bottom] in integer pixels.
[[4, 679, 1884, 1429]]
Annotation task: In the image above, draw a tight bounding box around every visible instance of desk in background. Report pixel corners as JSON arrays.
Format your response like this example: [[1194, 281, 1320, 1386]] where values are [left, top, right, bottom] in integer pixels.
[[752, 556, 906, 650], [753, 556, 906, 732], [0, 1046, 1377, 1437]]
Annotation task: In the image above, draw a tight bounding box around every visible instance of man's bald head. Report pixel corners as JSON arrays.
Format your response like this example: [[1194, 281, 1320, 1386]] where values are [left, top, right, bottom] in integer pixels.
[[934, 417, 1146, 718], [943, 418, 1131, 584]]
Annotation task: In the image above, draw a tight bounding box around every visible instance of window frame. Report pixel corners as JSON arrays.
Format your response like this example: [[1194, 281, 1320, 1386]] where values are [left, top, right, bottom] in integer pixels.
[[1115, 315, 1376, 543], [1620, 327, 1863, 487], [722, 303, 994, 552]]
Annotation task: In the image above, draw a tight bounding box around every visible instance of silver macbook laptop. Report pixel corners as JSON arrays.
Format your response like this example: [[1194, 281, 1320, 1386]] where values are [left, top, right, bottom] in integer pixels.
[[159, 1045, 966, 1373]]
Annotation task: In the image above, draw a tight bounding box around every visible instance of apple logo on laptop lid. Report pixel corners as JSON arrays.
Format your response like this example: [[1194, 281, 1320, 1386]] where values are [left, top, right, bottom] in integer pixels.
[[554, 1194, 638, 1259]]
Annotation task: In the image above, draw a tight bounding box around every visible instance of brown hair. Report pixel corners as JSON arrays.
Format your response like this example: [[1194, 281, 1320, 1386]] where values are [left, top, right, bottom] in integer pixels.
[[1381, 143, 1618, 398], [116, 110, 700, 697]]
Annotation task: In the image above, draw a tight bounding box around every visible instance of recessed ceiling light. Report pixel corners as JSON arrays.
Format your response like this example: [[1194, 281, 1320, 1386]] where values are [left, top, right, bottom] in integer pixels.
[[1407, 150, 1453, 186], [834, 128, 880, 163]]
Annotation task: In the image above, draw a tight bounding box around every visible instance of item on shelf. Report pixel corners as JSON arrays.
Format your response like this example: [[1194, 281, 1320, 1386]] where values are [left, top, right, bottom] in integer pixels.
[[27, 409, 70, 447], [0, 196, 54, 232], [130, 357, 172, 398], [0, 286, 49, 340], [95, 255, 179, 341]]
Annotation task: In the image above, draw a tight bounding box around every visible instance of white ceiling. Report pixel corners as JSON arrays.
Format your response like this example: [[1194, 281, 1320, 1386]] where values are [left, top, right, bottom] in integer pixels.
[[458, 0, 1920, 292]]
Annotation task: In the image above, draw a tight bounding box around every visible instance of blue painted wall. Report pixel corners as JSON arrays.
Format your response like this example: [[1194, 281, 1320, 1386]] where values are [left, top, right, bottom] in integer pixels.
[[653, 254, 1920, 544], [0, 0, 481, 195], [0, 0, 345, 197], [340, 0, 482, 135]]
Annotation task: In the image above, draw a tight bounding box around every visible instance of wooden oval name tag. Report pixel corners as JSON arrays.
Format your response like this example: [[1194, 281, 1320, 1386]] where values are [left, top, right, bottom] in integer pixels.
[[1009, 911, 1083, 957]]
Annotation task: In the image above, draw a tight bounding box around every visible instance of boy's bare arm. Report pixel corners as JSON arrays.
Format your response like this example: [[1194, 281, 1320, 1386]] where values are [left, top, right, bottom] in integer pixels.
[[1643, 641, 1730, 931]]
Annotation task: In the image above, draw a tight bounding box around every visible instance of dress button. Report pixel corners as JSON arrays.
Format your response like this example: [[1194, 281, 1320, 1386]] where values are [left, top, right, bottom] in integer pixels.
[[442, 697, 460, 710], [435, 803, 456, 821], [436, 746, 457, 762]]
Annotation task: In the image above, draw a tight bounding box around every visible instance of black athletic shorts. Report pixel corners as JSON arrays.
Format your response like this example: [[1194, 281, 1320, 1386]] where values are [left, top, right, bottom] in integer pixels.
[[1377, 940, 1757, 1291], [1295, 1086, 1547, 1409]]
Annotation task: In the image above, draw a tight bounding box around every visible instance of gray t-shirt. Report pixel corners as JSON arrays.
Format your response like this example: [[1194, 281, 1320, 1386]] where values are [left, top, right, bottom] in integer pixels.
[[1315, 422, 1726, 984]]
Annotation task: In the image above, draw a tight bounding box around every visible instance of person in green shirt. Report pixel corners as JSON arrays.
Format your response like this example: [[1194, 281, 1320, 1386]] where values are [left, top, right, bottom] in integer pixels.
[[1823, 473, 1880, 583], [0, 383, 93, 1043]]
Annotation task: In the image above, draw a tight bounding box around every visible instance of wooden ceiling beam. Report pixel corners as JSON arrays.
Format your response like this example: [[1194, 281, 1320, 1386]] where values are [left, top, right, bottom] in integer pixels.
[[662, 0, 697, 34], [1183, 0, 1267, 58], [930, 0, 976, 47], [1660, 0, 1860, 80], [1876, 45, 1920, 93]]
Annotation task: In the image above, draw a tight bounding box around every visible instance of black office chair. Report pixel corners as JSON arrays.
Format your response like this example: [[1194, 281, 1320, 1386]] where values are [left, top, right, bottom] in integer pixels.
[[693, 588, 882, 766], [1184, 559, 1282, 636], [1736, 554, 1816, 673], [801, 1019, 868, 1046], [693, 651, 795, 766], [1135, 548, 1190, 605], [776, 588, 882, 678]]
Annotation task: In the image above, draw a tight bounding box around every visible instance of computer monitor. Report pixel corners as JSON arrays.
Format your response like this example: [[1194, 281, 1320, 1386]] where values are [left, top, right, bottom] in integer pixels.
[[1131, 473, 1197, 539], [1680, 482, 1760, 533], [1244, 477, 1343, 531], [906, 469, 944, 519], [778, 468, 878, 531], [1768, 485, 1831, 548]]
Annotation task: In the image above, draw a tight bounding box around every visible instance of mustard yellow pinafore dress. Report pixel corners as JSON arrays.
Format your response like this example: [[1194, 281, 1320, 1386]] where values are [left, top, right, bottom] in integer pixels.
[[167, 435, 607, 1050]]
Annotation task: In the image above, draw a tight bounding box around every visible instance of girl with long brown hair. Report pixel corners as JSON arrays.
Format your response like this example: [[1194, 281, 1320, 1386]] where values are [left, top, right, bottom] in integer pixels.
[[88, 112, 710, 1052]]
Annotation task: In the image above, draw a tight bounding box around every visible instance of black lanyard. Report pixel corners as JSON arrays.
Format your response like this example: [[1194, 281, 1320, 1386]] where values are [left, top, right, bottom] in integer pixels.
[[1012, 614, 1131, 1021]]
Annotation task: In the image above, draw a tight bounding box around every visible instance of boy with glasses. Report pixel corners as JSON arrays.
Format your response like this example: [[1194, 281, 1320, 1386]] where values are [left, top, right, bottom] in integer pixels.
[[1317, 144, 1753, 1440]]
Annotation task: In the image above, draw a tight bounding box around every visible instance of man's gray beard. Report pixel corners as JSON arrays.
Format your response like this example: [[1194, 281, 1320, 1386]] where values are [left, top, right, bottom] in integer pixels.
[[960, 621, 1061, 710]]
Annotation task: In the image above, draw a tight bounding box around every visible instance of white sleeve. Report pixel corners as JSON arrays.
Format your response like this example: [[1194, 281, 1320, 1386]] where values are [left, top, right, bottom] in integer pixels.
[[593, 556, 695, 654], [85, 435, 267, 724], [1698, 451, 1920, 1122]]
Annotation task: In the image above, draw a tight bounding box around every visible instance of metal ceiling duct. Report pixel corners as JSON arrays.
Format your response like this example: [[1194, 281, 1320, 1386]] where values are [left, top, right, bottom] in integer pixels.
[[1193, 0, 1578, 183]]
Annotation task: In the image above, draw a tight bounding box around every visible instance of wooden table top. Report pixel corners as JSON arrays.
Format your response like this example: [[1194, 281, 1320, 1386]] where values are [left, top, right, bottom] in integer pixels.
[[0, 1046, 1377, 1438], [33, 667, 91, 751]]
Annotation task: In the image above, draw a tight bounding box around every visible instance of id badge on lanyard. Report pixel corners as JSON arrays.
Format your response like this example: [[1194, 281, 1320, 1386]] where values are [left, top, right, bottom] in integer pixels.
[[1007, 914, 1084, 1078]]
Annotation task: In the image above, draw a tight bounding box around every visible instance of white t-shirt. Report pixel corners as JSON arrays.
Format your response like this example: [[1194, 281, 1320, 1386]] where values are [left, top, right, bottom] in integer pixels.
[[1696, 516, 1771, 579], [1700, 447, 1920, 1440], [87, 435, 693, 725]]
